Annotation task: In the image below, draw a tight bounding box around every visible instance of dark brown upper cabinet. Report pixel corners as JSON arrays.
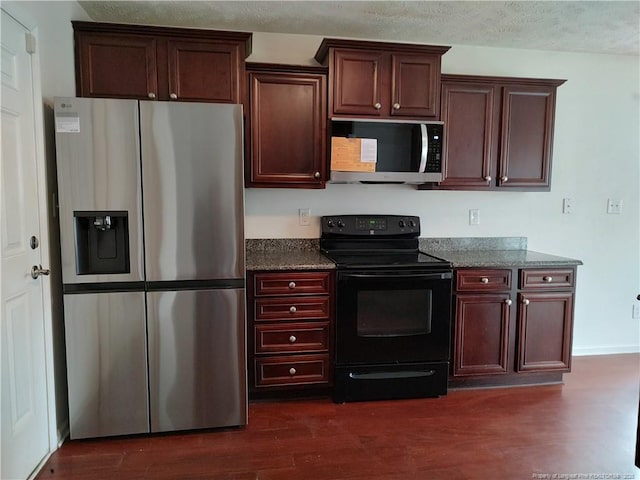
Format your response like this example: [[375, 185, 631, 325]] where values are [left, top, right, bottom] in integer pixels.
[[245, 64, 327, 188], [427, 75, 566, 191], [314, 39, 450, 120], [73, 22, 252, 104]]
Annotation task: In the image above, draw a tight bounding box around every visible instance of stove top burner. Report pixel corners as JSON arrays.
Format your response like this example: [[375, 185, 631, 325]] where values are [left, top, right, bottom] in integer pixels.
[[320, 214, 451, 270], [321, 250, 449, 269]]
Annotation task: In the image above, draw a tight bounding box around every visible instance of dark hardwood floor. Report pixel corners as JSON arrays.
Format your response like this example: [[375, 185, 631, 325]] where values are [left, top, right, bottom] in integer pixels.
[[36, 354, 640, 480]]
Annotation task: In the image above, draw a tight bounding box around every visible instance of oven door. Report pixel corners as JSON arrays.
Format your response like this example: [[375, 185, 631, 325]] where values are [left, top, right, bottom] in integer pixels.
[[336, 269, 452, 365]]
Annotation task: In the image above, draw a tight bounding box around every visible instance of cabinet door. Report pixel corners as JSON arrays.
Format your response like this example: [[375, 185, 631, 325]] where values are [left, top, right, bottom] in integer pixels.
[[167, 40, 241, 103], [390, 54, 440, 117], [75, 33, 158, 99], [440, 82, 497, 188], [453, 294, 511, 376], [498, 85, 556, 189], [517, 291, 573, 372], [247, 71, 326, 187], [332, 49, 384, 116]]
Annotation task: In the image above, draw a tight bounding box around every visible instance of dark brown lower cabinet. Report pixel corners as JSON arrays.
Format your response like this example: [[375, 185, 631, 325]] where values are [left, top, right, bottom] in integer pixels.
[[517, 291, 574, 372], [248, 270, 334, 398], [451, 266, 576, 387]]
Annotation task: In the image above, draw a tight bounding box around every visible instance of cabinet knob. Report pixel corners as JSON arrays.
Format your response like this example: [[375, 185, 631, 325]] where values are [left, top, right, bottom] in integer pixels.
[[169, 93, 178, 100], [522, 298, 530, 306], [484, 176, 492, 182], [501, 176, 508, 183], [289, 335, 297, 343], [480, 277, 489, 284], [147, 92, 156, 99], [373, 102, 382, 110], [505, 298, 512, 306], [288, 281, 296, 289], [543, 276, 553, 282], [289, 367, 297, 376], [393, 103, 401, 110], [313, 171, 321, 179], [289, 306, 297, 314]]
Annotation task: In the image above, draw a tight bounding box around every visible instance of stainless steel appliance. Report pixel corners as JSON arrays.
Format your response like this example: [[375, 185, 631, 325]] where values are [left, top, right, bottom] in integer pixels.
[[330, 121, 444, 184], [54, 97, 246, 439], [320, 215, 452, 402]]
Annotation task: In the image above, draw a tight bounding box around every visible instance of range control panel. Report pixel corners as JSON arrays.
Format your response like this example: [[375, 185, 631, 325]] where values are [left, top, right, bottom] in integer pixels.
[[322, 215, 420, 236]]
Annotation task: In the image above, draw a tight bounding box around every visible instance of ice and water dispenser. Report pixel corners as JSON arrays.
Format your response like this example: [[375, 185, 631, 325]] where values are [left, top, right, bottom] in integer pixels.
[[74, 211, 130, 275]]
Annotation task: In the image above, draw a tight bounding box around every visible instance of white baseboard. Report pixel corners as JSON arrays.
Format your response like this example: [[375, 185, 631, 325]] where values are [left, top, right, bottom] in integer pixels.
[[573, 345, 640, 356], [57, 419, 69, 447]]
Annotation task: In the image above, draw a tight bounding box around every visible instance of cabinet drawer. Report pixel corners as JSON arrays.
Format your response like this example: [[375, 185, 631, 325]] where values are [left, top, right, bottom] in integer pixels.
[[254, 272, 331, 296], [255, 322, 330, 354], [520, 268, 575, 289], [254, 296, 330, 322], [255, 354, 330, 387], [456, 269, 512, 292]]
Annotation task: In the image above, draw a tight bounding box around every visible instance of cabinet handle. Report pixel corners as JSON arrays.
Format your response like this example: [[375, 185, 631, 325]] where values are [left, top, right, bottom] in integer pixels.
[[480, 277, 489, 284], [484, 176, 492, 182], [522, 298, 530, 306], [288, 281, 296, 289], [147, 92, 156, 99], [289, 306, 297, 314], [169, 93, 178, 100], [504, 298, 512, 306], [289, 367, 297, 376], [313, 172, 321, 179], [289, 335, 297, 343], [543, 276, 553, 282], [393, 103, 401, 110], [501, 176, 508, 183], [374, 102, 382, 110]]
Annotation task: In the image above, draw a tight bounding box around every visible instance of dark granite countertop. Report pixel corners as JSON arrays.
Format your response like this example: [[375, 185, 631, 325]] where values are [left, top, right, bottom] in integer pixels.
[[246, 237, 582, 271], [246, 239, 335, 271], [427, 249, 583, 268]]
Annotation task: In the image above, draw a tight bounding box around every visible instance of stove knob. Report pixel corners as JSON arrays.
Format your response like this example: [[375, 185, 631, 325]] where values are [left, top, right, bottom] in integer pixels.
[[327, 219, 335, 228], [337, 220, 345, 228], [398, 220, 405, 228], [409, 220, 416, 228]]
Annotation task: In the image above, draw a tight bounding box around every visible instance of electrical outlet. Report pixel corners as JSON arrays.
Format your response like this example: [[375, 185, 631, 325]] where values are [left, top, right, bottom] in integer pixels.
[[606, 199, 622, 214], [633, 304, 640, 319], [299, 208, 311, 226], [562, 198, 573, 214], [469, 209, 480, 225]]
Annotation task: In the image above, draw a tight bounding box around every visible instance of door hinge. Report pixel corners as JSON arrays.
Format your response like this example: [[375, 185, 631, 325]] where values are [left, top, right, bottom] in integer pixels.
[[25, 32, 36, 54]]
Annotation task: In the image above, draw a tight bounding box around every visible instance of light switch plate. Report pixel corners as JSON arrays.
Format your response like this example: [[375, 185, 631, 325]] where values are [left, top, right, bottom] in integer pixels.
[[469, 209, 480, 225], [607, 199, 622, 214], [299, 208, 311, 226]]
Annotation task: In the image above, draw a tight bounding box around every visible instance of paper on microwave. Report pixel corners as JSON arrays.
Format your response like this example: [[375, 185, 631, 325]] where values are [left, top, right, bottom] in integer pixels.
[[331, 137, 377, 172]]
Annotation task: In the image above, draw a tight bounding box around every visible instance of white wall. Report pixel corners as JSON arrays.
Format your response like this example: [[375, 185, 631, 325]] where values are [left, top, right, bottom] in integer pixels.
[[15, 5, 639, 359]]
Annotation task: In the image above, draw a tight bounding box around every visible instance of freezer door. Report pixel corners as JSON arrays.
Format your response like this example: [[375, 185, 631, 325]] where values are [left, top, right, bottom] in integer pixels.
[[54, 97, 144, 284], [147, 289, 247, 432], [64, 292, 149, 439], [140, 101, 245, 282]]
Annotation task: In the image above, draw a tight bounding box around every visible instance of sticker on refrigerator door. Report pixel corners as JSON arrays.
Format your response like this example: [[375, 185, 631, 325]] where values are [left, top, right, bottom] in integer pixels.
[[55, 112, 80, 133]]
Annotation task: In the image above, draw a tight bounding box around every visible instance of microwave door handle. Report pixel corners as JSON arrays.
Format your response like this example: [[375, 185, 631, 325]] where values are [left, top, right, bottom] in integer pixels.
[[418, 124, 428, 173]]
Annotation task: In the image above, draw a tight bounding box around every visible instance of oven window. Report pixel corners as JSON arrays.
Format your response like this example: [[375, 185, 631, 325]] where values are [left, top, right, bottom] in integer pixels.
[[356, 289, 432, 337]]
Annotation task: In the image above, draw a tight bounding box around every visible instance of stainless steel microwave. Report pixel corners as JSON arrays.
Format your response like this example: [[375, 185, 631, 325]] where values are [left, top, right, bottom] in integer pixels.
[[330, 120, 444, 184]]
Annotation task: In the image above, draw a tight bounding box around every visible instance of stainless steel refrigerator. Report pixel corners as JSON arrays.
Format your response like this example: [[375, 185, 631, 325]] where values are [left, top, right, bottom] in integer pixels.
[[54, 97, 247, 439]]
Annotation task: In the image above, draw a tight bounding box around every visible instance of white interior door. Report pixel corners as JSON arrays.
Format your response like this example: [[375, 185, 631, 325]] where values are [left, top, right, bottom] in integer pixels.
[[1, 9, 50, 480]]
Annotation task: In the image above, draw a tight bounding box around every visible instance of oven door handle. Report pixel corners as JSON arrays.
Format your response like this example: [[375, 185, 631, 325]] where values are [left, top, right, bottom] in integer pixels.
[[349, 370, 436, 380], [342, 272, 452, 280]]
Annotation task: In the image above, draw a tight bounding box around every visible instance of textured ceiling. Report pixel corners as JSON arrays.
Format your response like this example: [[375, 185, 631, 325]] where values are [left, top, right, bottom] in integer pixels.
[[78, 1, 640, 56]]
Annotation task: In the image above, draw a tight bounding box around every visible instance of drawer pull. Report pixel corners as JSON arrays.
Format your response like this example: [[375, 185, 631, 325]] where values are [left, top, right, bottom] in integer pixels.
[[480, 277, 489, 284], [504, 298, 512, 306], [522, 298, 530, 306], [289, 367, 297, 376], [289, 306, 297, 314], [543, 276, 553, 283], [288, 281, 296, 289], [289, 335, 297, 343]]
